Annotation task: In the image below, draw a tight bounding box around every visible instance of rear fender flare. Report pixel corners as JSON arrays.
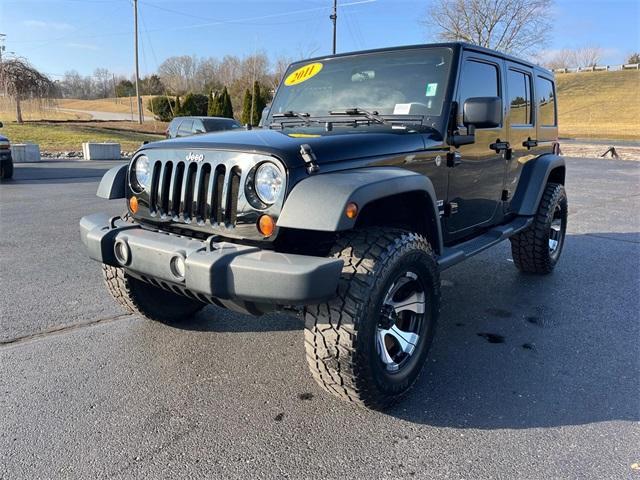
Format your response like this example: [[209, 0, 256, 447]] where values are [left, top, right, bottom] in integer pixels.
[[511, 154, 565, 216]]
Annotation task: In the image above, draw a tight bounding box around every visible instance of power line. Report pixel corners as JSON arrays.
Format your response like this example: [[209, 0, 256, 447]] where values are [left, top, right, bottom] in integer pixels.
[[12, 0, 376, 45]]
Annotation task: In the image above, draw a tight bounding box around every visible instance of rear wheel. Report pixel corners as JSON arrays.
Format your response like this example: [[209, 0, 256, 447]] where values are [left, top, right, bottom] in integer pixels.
[[102, 265, 205, 322], [304, 228, 440, 410], [510, 182, 567, 274]]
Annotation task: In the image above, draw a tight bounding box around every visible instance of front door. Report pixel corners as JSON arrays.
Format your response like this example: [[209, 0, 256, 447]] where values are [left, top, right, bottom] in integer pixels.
[[446, 53, 507, 239]]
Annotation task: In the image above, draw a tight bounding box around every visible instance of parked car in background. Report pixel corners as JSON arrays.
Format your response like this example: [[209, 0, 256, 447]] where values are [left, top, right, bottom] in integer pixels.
[[0, 121, 13, 181], [166, 116, 242, 139]]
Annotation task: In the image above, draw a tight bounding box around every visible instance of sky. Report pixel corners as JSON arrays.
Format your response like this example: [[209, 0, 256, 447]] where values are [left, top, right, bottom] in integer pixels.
[[1, 0, 639, 79]]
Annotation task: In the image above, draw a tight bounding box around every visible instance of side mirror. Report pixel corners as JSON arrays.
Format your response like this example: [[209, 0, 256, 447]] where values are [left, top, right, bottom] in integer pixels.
[[463, 96, 502, 129]]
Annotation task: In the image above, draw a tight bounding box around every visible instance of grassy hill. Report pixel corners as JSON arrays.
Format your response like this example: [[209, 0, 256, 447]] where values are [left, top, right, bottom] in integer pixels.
[[556, 70, 640, 140]]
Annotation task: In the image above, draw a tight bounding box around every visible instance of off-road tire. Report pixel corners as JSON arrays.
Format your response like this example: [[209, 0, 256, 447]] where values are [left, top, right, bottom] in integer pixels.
[[304, 228, 440, 410], [0, 160, 13, 180], [102, 264, 205, 322], [510, 182, 567, 274]]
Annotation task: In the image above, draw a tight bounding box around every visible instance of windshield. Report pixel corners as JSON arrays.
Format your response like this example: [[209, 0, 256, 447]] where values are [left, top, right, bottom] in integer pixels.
[[268, 47, 453, 124]]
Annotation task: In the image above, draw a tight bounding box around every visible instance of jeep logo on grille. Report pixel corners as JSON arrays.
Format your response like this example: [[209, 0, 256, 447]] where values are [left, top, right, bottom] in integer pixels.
[[186, 152, 204, 163]]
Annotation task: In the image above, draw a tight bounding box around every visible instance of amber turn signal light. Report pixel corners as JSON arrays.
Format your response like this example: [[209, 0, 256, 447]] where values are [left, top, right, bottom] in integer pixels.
[[129, 196, 139, 214], [345, 202, 358, 219], [258, 215, 275, 237]]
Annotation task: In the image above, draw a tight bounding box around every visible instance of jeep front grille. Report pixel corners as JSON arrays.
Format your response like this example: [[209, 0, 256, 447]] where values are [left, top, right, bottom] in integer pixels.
[[148, 159, 241, 226]]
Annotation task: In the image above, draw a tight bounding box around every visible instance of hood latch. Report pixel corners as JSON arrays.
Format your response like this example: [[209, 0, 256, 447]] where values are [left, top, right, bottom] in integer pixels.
[[300, 144, 320, 175]]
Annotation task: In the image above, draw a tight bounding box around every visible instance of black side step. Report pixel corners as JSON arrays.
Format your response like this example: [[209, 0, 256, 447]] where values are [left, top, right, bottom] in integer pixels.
[[437, 216, 533, 271]]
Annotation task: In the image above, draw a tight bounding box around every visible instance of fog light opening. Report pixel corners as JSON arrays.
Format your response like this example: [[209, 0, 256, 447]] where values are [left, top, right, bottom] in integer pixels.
[[114, 240, 130, 265], [170, 255, 186, 280]]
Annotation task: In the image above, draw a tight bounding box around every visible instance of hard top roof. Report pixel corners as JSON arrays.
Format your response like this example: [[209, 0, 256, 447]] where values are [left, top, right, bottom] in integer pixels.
[[295, 42, 553, 77]]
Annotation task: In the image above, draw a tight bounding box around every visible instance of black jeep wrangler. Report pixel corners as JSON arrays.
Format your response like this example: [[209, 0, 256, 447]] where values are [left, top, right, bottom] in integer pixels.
[[81, 43, 566, 409]]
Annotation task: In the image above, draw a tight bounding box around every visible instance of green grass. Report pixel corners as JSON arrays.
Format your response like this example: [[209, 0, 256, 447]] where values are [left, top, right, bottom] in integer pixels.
[[556, 70, 640, 140], [0, 121, 163, 152]]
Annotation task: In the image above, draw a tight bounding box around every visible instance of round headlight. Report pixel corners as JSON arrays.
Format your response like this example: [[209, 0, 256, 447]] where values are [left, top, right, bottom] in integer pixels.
[[254, 162, 283, 205], [132, 155, 151, 192]]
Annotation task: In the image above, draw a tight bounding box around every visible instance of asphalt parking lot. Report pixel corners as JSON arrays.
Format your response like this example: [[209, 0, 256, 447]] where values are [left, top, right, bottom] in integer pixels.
[[1, 157, 638, 479]]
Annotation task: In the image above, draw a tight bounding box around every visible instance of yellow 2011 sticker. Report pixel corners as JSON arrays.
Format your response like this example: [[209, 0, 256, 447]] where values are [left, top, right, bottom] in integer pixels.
[[284, 62, 323, 86]]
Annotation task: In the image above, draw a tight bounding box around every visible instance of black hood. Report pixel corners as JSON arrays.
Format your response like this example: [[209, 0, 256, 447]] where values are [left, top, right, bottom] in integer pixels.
[[141, 126, 442, 168]]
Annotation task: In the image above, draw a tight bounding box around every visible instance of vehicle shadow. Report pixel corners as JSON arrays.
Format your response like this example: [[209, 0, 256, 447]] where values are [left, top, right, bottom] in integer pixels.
[[172, 231, 640, 428], [172, 308, 303, 333], [387, 231, 640, 428]]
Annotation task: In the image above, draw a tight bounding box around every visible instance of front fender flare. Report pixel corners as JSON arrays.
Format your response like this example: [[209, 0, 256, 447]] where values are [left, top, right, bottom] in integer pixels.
[[97, 164, 127, 199], [277, 167, 443, 252]]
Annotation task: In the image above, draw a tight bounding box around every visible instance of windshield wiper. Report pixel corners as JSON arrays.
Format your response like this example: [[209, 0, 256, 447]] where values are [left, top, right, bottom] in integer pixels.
[[271, 111, 323, 128], [329, 107, 390, 125]]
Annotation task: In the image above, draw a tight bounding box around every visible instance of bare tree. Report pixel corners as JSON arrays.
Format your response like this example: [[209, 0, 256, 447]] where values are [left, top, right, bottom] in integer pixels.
[[157, 55, 198, 95], [424, 0, 553, 55], [270, 56, 293, 91], [573, 46, 603, 68], [194, 57, 220, 92], [536, 48, 575, 69], [217, 55, 242, 88], [0, 58, 55, 123], [93, 68, 111, 98], [59, 70, 94, 99]]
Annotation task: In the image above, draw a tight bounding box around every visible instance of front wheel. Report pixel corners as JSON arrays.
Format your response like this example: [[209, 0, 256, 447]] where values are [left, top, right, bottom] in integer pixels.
[[304, 228, 440, 410], [102, 265, 206, 322], [510, 182, 568, 274]]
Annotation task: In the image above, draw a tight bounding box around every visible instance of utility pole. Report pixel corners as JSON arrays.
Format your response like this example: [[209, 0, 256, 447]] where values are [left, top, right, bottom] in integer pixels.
[[133, 0, 143, 124], [330, 0, 337, 55]]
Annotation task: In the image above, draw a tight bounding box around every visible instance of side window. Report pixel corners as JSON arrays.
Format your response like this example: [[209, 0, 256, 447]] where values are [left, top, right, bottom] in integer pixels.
[[193, 120, 205, 134], [168, 119, 180, 137], [536, 76, 557, 126], [457, 59, 500, 126], [507, 69, 532, 126], [178, 119, 193, 136]]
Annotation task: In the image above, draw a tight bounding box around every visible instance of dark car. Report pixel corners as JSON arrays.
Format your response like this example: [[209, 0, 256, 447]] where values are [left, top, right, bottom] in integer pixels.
[[0, 121, 13, 180], [166, 116, 242, 138], [81, 43, 565, 410]]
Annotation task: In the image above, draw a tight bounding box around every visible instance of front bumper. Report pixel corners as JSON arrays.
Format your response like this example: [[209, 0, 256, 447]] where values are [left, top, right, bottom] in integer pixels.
[[80, 213, 342, 305]]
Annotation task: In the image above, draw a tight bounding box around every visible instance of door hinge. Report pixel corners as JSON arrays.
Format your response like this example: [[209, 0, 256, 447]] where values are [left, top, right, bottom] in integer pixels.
[[444, 202, 458, 216]]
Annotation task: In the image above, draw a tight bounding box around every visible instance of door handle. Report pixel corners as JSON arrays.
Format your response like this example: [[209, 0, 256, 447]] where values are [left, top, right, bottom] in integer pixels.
[[522, 138, 538, 149], [446, 151, 462, 168], [489, 140, 510, 153]]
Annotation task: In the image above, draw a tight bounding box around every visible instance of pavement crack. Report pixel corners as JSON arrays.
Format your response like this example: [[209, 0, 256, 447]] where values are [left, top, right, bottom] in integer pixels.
[[0, 313, 136, 348]]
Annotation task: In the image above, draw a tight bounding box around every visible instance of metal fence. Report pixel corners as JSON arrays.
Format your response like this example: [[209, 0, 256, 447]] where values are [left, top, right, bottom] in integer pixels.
[[553, 63, 640, 73]]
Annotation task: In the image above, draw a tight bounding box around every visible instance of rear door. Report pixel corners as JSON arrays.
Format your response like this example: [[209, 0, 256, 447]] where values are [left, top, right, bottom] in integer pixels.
[[446, 51, 507, 238], [504, 63, 536, 205], [534, 74, 558, 150]]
